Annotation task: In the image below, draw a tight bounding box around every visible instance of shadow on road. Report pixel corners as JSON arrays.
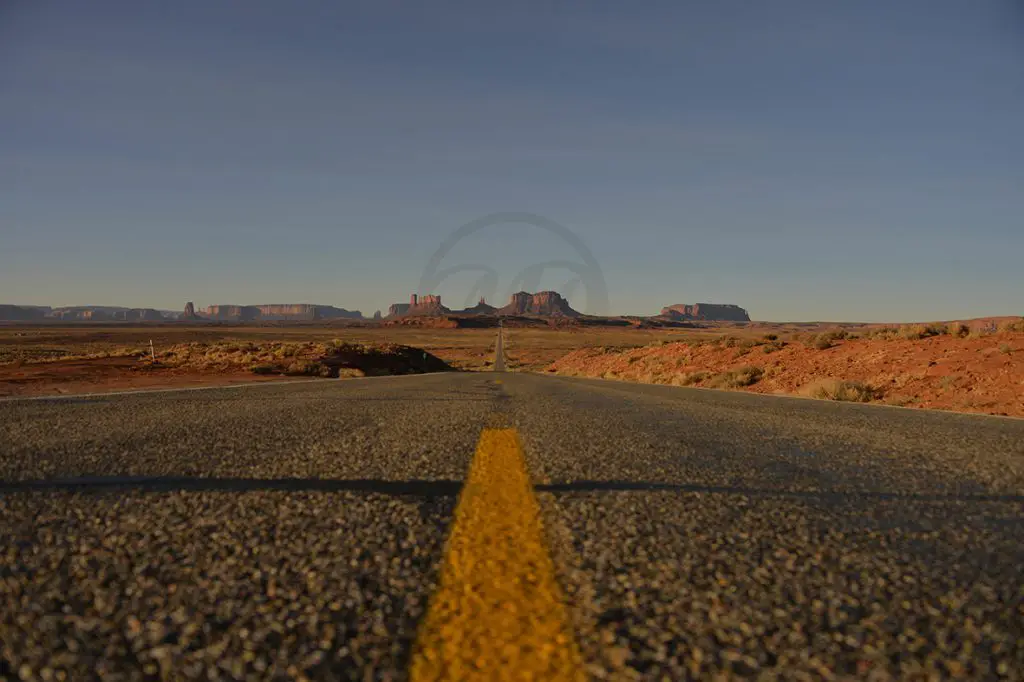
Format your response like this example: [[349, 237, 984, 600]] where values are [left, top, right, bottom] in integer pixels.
[[0, 477, 462, 497], [4, 477, 1021, 506], [537, 480, 1024, 504]]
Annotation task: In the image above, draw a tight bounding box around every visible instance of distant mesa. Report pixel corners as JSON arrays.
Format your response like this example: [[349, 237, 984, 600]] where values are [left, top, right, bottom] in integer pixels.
[[0, 304, 49, 321], [182, 301, 200, 320], [198, 303, 363, 322], [373, 310, 382, 320], [385, 292, 578, 319], [660, 303, 750, 322], [52, 306, 167, 321], [498, 291, 580, 317], [0, 306, 181, 322], [388, 294, 451, 318]]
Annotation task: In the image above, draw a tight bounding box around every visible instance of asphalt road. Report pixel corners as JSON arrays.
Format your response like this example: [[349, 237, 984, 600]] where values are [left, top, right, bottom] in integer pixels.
[[2, 360, 1023, 678]]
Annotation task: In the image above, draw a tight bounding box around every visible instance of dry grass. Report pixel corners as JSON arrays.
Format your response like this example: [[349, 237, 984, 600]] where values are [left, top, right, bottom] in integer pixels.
[[999, 318, 1024, 333], [150, 339, 447, 377], [804, 379, 877, 402], [706, 365, 764, 389], [672, 371, 710, 387]]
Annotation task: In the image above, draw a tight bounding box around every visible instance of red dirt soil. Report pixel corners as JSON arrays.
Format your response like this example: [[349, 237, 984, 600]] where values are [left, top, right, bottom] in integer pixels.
[[0, 357, 298, 398], [549, 332, 1024, 417]]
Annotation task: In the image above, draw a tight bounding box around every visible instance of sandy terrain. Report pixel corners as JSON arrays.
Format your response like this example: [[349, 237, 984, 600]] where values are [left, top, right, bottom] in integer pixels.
[[0, 323, 710, 397], [549, 322, 1024, 417], [3, 321, 1023, 417]]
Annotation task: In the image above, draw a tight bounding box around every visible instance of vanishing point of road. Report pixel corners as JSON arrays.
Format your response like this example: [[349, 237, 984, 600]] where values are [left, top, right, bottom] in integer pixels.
[[1, 329, 1023, 679]]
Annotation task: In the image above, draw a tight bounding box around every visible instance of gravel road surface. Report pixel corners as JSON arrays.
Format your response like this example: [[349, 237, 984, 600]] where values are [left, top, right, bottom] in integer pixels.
[[2, 372, 1022, 679]]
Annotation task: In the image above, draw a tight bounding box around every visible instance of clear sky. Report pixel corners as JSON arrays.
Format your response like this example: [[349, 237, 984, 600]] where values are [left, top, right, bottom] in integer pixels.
[[2, 1, 1022, 321]]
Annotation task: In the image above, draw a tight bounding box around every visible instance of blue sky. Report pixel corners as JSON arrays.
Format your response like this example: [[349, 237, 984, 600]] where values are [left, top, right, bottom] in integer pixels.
[[1, 0, 1022, 321]]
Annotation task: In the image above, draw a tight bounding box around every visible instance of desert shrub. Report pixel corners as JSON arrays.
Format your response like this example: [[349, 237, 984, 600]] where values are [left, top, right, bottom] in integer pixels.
[[251, 364, 277, 375], [998, 318, 1024, 333], [763, 333, 779, 341], [762, 340, 786, 354], [947, 321, 970, 338], [732, 365, 764, 386], [813, 335, 835, 350], [707, 365, 764, 389], [865, 326, 898, 340], [899, 323, 945, 340], [285, 360, 323, 376], [808, 379, 876, 402], [817, 328, 850, 348], [999, 343, 1013, 355], [673, 371, 709, 386]]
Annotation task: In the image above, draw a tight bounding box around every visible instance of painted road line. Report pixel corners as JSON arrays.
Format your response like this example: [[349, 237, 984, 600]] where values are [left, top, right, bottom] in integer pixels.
[[410, 428, 585, 681]]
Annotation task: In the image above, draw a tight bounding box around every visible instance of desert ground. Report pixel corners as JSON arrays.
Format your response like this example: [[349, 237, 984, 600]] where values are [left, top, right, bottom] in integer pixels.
[[2, 319, 1022, 417]]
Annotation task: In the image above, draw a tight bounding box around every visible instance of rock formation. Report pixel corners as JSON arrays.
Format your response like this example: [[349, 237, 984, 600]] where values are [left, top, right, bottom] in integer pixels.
[[203, 305, 261, 321], [256, 304, 362, 320], [498, 291, 580, 317], [660, 303, 750, 322], [182, 302, 200, 320], [387, 294, 451, 317], [200, 304, 362, 321], [0, 304, 47, 321], [457, 298, 498, 315], [111, 308, 164, 321], [373, 310, 382, 320]]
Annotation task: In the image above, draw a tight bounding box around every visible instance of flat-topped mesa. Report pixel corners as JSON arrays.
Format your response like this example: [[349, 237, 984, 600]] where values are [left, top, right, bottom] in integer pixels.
[[200, 304, 362, 321], [498, 291, 580, 317], [115, 309, 165, 321], [204, 305, 261, 321], [389, 294, 450, 317], [660, 303, 750, 322], [0, 305, 48, 321], [255, 304, 362, 321]]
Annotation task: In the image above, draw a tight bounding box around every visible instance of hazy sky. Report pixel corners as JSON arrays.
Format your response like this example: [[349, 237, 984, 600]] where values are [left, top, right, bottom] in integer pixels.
[[2, 1, 1022, 321]]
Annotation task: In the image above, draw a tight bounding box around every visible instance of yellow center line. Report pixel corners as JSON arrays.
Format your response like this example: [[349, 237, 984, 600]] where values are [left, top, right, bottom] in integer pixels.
[[410, 428, 586, 681]]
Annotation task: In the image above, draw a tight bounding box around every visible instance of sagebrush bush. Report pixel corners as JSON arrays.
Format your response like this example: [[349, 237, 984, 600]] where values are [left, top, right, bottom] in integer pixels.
[[899, 323, 946, 340], [998, 318, 1024, 333], [809, 380, 876, 402], [865, 326, 898, 340], [707, 365, 764, 389], [673, 371, 709, 386], [947, 321, 970, 338]]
